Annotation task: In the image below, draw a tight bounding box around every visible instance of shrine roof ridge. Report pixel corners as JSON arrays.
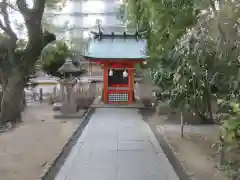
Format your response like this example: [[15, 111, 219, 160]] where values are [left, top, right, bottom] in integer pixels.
[[91, 31, 142, 40], [84, 31, 148, 60]]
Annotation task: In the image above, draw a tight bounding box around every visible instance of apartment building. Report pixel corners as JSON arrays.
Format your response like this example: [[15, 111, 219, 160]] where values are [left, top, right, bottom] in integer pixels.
[[44, 0, 125, 77]]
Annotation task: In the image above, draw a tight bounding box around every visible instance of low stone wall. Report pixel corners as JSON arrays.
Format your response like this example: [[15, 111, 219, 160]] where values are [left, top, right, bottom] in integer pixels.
[[50, 82, 103, 111], [73, 82, 102, 109]]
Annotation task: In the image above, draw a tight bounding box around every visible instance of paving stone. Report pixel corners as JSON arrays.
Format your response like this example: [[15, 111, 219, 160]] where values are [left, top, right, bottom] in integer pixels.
[[118, 151, 167, 180], [118, 140, 154, 151], [54, 142, 84, 180], [54, 108, 179, 180]]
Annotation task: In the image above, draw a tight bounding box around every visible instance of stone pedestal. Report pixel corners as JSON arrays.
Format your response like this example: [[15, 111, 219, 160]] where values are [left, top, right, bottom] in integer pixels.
[[60, 102, 78, 114], [60, 84, 65, 101], [59, 79, 78, 114], [52, 102, 61, 111]]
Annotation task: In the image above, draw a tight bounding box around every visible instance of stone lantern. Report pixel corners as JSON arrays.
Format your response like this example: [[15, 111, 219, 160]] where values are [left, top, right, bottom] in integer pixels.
[[58, 58, 80, 76], [58, 58, 80, 114]]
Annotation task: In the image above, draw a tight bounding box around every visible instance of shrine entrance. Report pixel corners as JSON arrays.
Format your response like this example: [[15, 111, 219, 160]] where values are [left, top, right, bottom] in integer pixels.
[[107, 68, 130, 103], [84, 32, 147, 104], [102, 61, 141, 104]]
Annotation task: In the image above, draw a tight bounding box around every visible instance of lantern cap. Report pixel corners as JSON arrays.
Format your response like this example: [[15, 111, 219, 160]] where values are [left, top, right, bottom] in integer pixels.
[[58, 58, 80, 73]]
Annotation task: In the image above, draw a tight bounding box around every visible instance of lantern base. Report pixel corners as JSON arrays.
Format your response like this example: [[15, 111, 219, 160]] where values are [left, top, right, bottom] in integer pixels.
[[60, 102, 78, 114]]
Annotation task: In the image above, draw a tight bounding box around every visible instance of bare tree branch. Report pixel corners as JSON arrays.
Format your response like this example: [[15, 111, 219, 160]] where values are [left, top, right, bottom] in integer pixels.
[[16, 0, 46, 20], [16, 0, 46, 51], [32, 0, 46, 16], [3, 1, 18, 11], [16, 0, 30, 17], [0, 0, 17, 41]]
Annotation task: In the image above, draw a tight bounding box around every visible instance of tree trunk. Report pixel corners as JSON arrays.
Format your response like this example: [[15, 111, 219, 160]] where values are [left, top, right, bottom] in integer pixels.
[[0, 88, 2, 113], [0, 71, 7, 113], [22, 91, 26, 111], [197, 111, 215, 124], [203, 78, 214, 124], [219, 130, 225, 167], [0, 72, 24, 125], [180, 111, 184, 138]]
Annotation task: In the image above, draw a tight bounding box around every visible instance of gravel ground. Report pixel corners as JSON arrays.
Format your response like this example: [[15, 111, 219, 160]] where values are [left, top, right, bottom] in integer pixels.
[[0, 103, 85, 180]]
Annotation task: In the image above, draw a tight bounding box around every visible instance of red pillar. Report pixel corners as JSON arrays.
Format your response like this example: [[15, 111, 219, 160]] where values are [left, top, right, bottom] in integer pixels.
[[103, 63, 108, 103], [128, 65, 134, 104]]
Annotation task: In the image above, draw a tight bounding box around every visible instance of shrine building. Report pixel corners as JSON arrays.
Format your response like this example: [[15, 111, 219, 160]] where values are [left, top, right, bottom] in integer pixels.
[[83, 32, 147, 104]]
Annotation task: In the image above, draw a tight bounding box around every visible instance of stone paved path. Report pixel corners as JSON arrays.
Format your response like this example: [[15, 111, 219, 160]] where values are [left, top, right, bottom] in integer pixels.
[[54, 108, 179, 180]]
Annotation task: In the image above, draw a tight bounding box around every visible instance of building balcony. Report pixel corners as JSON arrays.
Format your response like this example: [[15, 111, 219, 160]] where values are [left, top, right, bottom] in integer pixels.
[[45, 12, 118, 17]]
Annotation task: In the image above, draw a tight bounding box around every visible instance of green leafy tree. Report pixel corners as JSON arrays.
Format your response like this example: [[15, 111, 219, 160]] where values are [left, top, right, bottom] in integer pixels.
[[219, 101, 240, 177], [41, 40, 86, 78], [125, 0, 240, 175], [125, 0, 240, 121]]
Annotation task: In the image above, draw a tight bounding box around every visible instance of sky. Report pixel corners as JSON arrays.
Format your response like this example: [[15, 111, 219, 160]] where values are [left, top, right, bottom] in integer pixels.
[[0, 0, 121, 40]]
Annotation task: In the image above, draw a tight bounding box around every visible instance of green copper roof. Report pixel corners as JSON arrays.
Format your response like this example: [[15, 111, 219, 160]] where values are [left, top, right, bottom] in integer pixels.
[[84, 36, 148, 60]]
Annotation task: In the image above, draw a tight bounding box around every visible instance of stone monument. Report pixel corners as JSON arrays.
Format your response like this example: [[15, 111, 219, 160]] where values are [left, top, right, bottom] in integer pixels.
[[58, 58, 80, 114]]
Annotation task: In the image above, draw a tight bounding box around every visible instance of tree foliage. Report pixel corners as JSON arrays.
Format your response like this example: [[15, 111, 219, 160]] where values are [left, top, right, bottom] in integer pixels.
[[41, 40, 86, 78], [124, 0, 240, 175]]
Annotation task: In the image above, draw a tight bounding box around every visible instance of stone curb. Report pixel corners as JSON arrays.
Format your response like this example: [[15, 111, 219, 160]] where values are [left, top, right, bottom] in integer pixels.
[[161, 134, 196, 180], [53, 111, 87, 119], [152, 126, 193, 180], [39, 108, 94, 180]]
